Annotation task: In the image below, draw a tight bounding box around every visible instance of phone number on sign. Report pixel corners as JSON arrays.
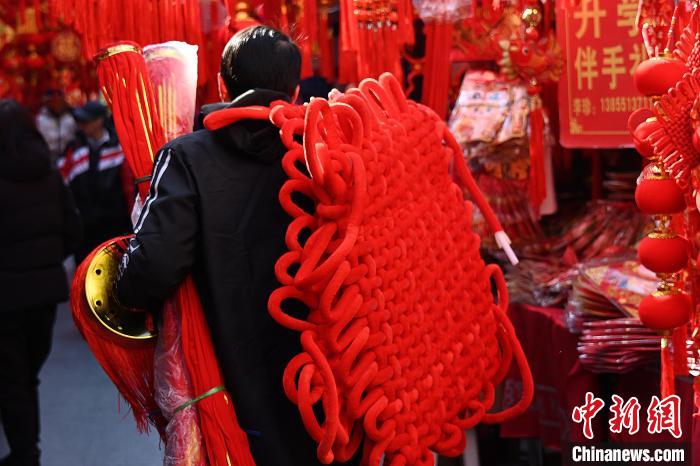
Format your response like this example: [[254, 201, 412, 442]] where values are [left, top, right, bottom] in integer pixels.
[[599, 96, 651, 113]]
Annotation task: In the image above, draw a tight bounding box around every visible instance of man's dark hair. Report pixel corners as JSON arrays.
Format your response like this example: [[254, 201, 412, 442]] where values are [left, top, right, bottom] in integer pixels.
[[220, 25, 301, 99]]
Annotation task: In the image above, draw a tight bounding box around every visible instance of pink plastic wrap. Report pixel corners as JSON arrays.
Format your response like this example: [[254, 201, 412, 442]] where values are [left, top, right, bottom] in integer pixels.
[[144, 41, 199, 142], [155, 300, 206, 466], [145, 41, 205, 465]]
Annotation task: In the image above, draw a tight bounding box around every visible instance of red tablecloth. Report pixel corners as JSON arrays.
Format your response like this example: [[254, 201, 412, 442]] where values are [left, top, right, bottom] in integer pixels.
[[500, 304, 697, 460]]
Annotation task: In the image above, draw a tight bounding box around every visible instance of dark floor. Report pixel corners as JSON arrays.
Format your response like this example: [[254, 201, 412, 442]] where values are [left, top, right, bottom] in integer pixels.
[[0, 302, 162, 466]]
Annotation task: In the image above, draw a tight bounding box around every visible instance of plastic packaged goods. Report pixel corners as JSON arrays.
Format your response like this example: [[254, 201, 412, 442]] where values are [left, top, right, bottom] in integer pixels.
[[144, 42, 199, 143], [154, 300, 205, 466]]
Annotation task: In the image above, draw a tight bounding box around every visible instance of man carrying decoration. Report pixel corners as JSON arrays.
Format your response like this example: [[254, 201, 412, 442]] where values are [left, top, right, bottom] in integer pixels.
[[115, 26, 337, 466]]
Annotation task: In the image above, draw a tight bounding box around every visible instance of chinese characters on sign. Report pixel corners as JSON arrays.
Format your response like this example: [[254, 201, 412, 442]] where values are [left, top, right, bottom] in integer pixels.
[[557, 0, 651, 147], [572, 392, 682, 439]]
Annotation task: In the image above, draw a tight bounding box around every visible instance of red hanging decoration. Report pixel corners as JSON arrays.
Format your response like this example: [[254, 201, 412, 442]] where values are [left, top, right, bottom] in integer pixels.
[[47, 0, 203, 60], [422, 21, 453, 118], [339, 0, 411, 83], [630, 6, 697, 399], [262, 73, 530, 465]]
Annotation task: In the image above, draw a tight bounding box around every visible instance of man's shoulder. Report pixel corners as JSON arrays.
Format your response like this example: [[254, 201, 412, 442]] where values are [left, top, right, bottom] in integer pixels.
[[162, 129, 216, 159]]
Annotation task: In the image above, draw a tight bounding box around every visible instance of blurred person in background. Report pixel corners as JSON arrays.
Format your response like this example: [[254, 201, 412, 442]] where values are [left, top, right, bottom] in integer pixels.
[[35, 89, 77, 165], [59, 101, 133, 262], [0, 99, 82, 466]]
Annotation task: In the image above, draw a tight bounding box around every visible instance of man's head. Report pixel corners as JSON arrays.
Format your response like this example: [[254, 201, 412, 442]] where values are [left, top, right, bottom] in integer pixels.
[[44, 89, 68, 115], [74, 101, 107, 140], [219, 25, 301, 102]]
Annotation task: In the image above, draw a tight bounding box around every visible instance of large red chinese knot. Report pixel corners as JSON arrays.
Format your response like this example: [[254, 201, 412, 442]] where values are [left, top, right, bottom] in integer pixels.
[[266, 74, 533, 465]]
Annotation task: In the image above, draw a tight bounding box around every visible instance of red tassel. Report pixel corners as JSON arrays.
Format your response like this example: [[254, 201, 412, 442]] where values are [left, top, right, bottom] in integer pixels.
[[422, 21, 453, 118], [96, 43, 166, 199], [48, 0, 203, 61], [319, 9, 335, 82], [528, 104, 546, 213], [70, 238, 164, 435], [176, 280, 256, 466], [661, 335, 676, 398], [672, 325, 689, 376]]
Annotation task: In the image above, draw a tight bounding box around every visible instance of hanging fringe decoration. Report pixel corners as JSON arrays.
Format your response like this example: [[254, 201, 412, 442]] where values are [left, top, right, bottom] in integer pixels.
[[528, 95, 546, 212], [47, 0, 203, 60], [422, 21, 453, 118], [318, 1, 336, 82], [338, 0, 411, 84], [661, 334, 676, 398]]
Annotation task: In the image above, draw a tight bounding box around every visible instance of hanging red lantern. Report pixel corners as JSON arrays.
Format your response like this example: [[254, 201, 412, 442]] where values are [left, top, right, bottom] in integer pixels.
[[2, 52, 22, 71], [638, 234, 689, 273], [638, 291, 691, 332], [632, 118, 661, 159], [633, 56, 687, 96], [23, 49, 45, 70], [635, 178, 686, 214]]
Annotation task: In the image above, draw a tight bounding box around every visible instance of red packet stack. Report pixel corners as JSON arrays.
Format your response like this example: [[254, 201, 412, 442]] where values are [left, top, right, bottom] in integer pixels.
[[570, 259, 666, 373]]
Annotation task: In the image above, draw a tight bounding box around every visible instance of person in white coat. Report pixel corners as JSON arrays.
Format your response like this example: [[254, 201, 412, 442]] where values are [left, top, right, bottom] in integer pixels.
[[35, 89, 77, 164]]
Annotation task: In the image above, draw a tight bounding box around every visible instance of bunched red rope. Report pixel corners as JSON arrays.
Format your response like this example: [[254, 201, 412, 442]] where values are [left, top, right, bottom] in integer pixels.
[[265, 73, 533, 465]]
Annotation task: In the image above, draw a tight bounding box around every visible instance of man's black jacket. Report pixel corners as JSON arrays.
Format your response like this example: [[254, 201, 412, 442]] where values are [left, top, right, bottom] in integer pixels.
[[116, 90, 333, 466]]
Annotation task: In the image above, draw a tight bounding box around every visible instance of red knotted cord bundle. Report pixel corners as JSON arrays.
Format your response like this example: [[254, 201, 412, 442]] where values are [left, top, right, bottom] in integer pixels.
[[267, 73, 533, 465]]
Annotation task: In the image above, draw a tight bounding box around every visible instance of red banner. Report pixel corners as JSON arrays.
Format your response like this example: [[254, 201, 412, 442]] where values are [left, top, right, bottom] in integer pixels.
[[557, 0, 651, 148]]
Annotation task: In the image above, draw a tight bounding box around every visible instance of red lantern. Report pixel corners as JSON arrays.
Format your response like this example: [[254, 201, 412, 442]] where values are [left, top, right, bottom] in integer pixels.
[[633, 118, 661, 159], [628, 108, 655, 133], [692, 129, 700, 154], [633, 56, 687, 97], [638, 234, 689, 273], [2, 53, 21, 71], [635, 178, 686, 214], [24, 53, 46, 70], [638, 291, 691, 331]]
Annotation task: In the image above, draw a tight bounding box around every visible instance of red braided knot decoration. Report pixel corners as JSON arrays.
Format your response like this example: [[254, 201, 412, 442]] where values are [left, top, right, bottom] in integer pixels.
[[267, 73, 533, 465]]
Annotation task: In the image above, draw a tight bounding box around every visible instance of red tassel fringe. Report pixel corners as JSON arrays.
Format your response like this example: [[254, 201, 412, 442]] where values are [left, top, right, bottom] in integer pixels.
[[661, 336, 676, 399], [70, 237, 164, 435], [176, 279, 256, 466], [422, 21, 453, 118], [528, 105, 546, 213]]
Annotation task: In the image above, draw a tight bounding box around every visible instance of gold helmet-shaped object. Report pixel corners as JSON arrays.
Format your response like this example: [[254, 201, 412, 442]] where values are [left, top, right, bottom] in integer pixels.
[[84, 240, 157, 341]]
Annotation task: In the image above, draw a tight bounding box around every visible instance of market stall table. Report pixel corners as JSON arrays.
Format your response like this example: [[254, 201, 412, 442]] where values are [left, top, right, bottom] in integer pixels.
[[500, 304, 697, 463]]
